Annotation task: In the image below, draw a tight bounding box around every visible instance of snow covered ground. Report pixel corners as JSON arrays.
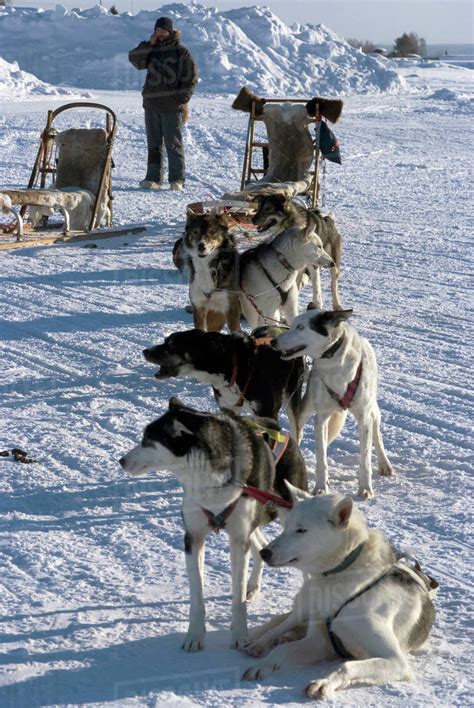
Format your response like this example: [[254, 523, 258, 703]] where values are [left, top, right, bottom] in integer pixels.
[[0, 56, 473, 707]]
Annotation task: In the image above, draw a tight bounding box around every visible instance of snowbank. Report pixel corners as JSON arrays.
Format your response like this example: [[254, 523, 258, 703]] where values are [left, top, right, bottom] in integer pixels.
[[0, 3, 405, 95], [0, 56, 76, 98]]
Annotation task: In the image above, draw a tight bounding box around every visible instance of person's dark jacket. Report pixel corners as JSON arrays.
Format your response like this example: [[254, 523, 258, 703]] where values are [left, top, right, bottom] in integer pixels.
[[129, 30, 198, 112]]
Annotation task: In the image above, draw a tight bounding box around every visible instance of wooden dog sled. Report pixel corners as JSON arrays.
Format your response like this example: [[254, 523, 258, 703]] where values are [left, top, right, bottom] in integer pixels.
[[0, 102, 146, 250], [187, 89, 343, 218]]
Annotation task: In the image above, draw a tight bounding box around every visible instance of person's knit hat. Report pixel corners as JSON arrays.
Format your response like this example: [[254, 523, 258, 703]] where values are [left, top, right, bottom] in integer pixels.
[[155, 17, 173, 32]]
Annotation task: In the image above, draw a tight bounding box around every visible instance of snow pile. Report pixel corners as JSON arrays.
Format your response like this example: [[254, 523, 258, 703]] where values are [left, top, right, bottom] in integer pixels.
[[0, 56, 76, 98], [0, 3, 405, 95]]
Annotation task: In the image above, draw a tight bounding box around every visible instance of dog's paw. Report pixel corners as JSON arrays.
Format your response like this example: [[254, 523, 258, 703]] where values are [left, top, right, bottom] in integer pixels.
[[246, 584, 261, 601], [305, 679, 335, 699], [378, 461, 394, 476], [230, 634, 249, 651], [243, 640, 269, 657], [182, 634, 205, 652], [276, 630, 300, 645], [242, 661, 279, 681], [358, 487, 374, 500]]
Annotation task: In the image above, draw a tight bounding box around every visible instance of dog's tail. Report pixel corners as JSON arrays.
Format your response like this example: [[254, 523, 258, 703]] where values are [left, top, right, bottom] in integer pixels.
[[284, 357, 305, 442]]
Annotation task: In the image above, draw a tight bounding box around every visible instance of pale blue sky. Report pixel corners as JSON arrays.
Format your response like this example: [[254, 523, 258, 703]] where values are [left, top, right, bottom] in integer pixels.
[[12, 0, 474, 44]]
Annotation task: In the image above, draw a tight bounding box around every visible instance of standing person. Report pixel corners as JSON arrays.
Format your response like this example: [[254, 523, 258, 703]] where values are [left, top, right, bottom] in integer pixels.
[[129, 17, 198, 191]]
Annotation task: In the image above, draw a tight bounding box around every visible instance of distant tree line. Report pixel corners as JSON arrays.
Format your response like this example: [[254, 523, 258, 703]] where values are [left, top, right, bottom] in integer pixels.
[[347, 32, 427, 57]]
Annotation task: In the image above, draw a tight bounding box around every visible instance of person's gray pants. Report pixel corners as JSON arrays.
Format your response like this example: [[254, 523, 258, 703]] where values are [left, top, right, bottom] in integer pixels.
[[144, 110, 185, 183]]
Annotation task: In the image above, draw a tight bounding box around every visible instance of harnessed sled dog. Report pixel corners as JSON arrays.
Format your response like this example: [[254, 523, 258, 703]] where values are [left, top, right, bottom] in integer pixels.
[[273, 308, 393, 498], [240, 225, 334, 329], [119, 398, 307, 651], [143, 325, 305, 441], [175, 212, 241, 332], [243, 489, 438, 699], [252, 194, 343, 311]]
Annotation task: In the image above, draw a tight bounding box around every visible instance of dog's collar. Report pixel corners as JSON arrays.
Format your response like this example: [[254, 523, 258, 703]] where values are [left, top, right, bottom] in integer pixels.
[[325, 360, 363, 410], [320, 334, 344, 359], [322, 542, 366, 576]]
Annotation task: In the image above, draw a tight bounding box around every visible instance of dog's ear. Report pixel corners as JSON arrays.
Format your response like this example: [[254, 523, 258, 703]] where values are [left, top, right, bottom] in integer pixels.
[[169, 396, 185, 410], [172, 419, 194, 437], [216, 212, 230, 228], [330, 496, 353, 529], [327, 309, 353, 325], [284, 480, 311, 505], [310, 309, 352, 335]]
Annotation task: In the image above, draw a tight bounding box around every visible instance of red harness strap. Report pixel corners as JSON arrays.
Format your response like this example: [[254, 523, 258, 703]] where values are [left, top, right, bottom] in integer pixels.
[[228, 337, 271, 407], [241, 484, 293, 509], [326, 361, 363, 410]]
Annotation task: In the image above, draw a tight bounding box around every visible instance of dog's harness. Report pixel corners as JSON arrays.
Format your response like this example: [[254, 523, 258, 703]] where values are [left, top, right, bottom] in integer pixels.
[[241, 417, 290, 466], [322, 545, 439, 659], [198, 265, 220, 300], [319, 335, 363, 410], [200, 419, 293, 532], [200, 497, 241, 533], [227, 330, 288, 408]]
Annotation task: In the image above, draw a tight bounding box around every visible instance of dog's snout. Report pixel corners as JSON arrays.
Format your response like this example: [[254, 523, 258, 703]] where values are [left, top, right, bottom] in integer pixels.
[[143, 347, 151, 358], [260, 547, 272, 562], [119, 456, 126, 469], [198, 241, 206, 253]]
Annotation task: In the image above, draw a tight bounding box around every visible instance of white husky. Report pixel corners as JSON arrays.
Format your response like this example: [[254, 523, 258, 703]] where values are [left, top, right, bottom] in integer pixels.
[[243, 488, 438, 699], [239, 227, 335, 329], [273, 308, 393, 498]]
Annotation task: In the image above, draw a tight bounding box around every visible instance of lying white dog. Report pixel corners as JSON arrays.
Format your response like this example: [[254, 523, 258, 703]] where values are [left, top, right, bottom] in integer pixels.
[[273, 308, 393, 498], [243, 487, 438, 699]]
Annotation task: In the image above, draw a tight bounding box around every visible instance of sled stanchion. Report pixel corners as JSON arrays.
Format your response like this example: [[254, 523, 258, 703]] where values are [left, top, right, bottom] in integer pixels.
[[240, 114, 252, 190], [312, 102, 321, 208]]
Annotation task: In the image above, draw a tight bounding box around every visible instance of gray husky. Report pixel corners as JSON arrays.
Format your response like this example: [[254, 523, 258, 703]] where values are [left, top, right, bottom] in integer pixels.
[[119, 398, 307, 651], [252, 193, 343, 310], [239, 225, 334, 329], [243, 488, 438, 699]]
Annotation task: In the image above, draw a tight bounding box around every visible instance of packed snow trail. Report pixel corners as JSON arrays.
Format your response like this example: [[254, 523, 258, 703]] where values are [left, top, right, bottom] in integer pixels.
[[0, 62, 473, 706]]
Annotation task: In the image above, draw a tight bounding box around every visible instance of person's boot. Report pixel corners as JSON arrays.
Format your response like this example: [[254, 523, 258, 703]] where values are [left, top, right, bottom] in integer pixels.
[[139, 180, 162, 189]]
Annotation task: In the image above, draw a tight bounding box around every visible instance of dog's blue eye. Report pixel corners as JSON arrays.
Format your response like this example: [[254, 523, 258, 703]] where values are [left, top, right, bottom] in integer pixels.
[[296, 528, 307, 534]]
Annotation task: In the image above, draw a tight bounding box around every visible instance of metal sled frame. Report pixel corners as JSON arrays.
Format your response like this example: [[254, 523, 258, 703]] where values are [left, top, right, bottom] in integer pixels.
[[240, 98, 322, 208], [0, 102, 145, 249]]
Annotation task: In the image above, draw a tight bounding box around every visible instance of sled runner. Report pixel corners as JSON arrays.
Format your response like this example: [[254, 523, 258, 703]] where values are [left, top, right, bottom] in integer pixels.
[[0, 102, 146, 249]]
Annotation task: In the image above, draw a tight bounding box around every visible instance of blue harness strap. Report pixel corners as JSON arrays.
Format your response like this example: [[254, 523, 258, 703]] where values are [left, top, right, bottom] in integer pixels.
[[325, 570, 391, 659], [325, 557, 438, 659]]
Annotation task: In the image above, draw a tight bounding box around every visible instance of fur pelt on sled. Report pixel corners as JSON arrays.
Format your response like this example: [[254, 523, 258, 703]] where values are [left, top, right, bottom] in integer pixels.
[[306, 97, 343, 123], [55, 128, 108, 195], [3, 187, 107, 231], [232, 87, 343, 123], [232, 86, 266, 117]]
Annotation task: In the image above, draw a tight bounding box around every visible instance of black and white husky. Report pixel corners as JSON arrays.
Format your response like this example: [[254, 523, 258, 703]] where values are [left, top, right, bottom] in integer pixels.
[[243, 489, 438, 698], [273, 308, 393, 498], [143, 326, 305, 440], [252, 193, 343, 311], [239, 225, 334, 329], [119, 398, 308, 651]]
